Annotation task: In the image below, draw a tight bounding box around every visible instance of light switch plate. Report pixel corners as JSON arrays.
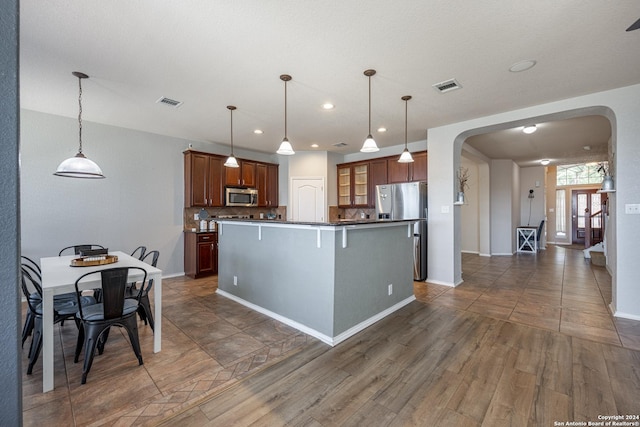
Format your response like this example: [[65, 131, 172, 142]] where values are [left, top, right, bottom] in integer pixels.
[[625, 204, 640, 214], [441, 206, 450, 214]]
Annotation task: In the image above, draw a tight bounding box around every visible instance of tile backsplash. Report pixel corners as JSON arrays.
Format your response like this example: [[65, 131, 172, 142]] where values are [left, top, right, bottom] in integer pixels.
[[184, 206, 287, 230]]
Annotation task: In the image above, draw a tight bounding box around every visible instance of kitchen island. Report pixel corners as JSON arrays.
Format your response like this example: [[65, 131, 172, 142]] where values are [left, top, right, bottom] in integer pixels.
[[216, 218, 416, 346]]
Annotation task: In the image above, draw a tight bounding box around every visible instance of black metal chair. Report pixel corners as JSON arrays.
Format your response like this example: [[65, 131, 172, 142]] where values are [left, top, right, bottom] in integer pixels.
[[131, 246, 147, 260], [20, 256, 94, 347], [20, 266, 90, 374], [73, 266, 147, 384], [58, 244, 105, 256], [126, 250, 159, 331]]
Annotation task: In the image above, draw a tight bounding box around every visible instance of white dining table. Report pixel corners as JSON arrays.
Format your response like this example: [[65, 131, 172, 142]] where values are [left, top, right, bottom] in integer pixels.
[[40, 251, 162, 392]]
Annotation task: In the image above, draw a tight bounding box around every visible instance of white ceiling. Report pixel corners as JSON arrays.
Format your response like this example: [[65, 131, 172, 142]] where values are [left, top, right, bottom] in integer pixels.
[[19, 1, 639, 163]]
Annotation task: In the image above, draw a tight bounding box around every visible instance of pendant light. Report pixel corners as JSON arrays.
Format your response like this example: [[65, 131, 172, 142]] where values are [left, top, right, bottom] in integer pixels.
[[54, 72, 105, 178], [360, 69, 380, 153], [276, 74, 295, 155], [224, 105, 240, 168], [398, 95, 414, 163]]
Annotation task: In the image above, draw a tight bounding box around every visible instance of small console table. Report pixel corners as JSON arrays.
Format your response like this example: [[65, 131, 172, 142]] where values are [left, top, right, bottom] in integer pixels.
[[516, 226, 537, 252]]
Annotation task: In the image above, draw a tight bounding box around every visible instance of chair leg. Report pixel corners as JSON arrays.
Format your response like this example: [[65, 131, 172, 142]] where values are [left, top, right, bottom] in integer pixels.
[[97, 327, 111, 355], [74, 323, 85, 363], [81, 324, 102, 384], [123, 316, 143, 366], [27, 317, 43, 375], [138, 295, 154, 331], [22, 311, 35, 348]]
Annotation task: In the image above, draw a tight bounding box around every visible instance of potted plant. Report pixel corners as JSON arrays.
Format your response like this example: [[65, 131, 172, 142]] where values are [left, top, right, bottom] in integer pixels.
[[456, 166, 470, 203]]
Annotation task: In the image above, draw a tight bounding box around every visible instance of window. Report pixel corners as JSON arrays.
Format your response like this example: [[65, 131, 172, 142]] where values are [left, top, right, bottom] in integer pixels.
[[556, 162, 607, 186], [556, 189, 566, 236]]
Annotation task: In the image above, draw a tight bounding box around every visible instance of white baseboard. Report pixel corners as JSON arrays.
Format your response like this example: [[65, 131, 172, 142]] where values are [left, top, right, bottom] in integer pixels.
[[491, 252, 514, 256], [613, 310, 640, 322], [461, 250, 478, 254], [215, 289, 415, 347], [479, 253, 491, 257], [163, 272, 185, 279], [425, 278, 456, 287]]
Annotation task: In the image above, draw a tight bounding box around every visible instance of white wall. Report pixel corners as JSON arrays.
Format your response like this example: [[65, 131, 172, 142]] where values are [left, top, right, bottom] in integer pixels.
[[460, 156, 479, 253], [427, 83, 640, 320], [489, 159, 518, 255]]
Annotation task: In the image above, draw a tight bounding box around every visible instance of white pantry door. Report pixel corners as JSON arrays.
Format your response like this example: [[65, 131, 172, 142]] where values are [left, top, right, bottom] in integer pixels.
[[291, 178, 324, 222]]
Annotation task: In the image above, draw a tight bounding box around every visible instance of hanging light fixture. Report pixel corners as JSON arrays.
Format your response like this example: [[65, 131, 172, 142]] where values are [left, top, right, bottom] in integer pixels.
[[54, 72, 105, 178], [398, 95, 414, 163], [360, 69, 380, 153], [276, 74, 295, 155], [224, 105, 239, 168]]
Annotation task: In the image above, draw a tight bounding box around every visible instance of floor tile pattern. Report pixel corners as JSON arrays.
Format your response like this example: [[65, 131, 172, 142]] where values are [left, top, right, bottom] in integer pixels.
[[21, 245, 640, 425]]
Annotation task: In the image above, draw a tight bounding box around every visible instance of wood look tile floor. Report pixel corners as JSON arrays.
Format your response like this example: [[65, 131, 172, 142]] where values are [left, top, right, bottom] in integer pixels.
[[22, 245, 640, 426]]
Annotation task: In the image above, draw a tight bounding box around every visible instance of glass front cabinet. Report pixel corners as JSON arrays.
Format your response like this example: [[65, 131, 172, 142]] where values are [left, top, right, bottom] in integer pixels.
[[337, 162, 369, 208]]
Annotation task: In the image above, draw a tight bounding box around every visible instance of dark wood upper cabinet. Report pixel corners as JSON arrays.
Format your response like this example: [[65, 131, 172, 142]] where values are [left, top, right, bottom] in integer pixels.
[[369, 159, 388, 202], [241, 161, 256, 187], [184, 151, 223, 207], [410, 151, 427, 182], [256, 163, 279, 207], [387, 151, 428, 183], [185, 150, 277, 208], [224, 160, 256, 187]]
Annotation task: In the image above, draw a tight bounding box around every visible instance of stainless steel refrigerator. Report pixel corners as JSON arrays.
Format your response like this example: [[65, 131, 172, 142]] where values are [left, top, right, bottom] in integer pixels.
[[375, 182, 428, 281]]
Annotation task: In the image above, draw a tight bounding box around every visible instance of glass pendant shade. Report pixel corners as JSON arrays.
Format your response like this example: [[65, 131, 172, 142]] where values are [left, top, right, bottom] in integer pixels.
[[360, 69, 380, 153], [224, 155, 239, 168], [277, 137, 295, 155], [398, 148, 414, 163], [54, 152, 104, 178], [54, 71, 105, 179], [361, 135, 379, 153]]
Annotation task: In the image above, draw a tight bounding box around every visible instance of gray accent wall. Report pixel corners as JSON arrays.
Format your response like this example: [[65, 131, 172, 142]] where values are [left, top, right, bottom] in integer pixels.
[[217, 222, 414, 339], [0, 0, 22, 423]]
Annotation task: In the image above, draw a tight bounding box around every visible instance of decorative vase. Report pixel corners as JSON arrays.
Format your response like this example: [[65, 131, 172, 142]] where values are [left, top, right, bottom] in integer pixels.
[[601, 175, 614, 191], [457, 191, 465, 204]]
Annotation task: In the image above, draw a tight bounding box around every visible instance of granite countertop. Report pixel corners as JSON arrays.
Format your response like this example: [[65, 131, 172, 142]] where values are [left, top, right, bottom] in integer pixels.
[[215, 218, 420, 226]]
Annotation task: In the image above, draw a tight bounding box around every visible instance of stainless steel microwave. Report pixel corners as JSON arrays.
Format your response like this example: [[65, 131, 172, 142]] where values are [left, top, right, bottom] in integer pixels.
[[225, 187, 258, 207]]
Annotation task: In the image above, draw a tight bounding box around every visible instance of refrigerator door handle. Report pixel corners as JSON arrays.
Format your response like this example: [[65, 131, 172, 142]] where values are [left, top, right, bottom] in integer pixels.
[[413, 234, 421, 280]]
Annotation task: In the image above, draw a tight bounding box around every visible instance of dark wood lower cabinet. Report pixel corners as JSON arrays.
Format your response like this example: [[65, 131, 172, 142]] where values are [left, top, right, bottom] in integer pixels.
[[184, 232, 217, 278]]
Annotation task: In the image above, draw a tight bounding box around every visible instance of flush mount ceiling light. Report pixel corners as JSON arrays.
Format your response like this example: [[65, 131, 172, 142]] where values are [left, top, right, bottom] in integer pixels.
[[360, 69, 380, 153], [377, 127, 387, 132], [509, 59, 537, 73], [398, 96, 414, 163], [276, 74, 295, 155], [253, 129, 263, 134], [54, 72, 105, 179], [522, 124, 537, 134], [322, 103, 334, 110], [540, 159, 550, 166], [224, 106, 239, 168]]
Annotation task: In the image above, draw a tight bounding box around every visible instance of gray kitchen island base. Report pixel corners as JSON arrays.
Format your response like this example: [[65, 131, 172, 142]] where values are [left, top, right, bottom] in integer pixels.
[[217, 220, 416, 346]]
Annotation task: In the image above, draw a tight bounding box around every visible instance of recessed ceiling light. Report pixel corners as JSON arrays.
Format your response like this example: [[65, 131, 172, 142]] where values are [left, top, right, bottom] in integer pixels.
[[377, 127, 387, 132], [509, 59, 537, 72], [540, 159, 550, 166], [322, 103, 334, 110], [311, 143, 319, 148], [583, 145, 591, 150], [254, 129, 263, 134], [522, 125, 537, 134]]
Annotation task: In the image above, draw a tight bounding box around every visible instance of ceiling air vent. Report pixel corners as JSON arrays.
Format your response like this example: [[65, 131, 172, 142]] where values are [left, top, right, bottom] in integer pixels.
[[333, 142, 348, 147], [156, 96, 183, 108], [432, 78, 462, 93]]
